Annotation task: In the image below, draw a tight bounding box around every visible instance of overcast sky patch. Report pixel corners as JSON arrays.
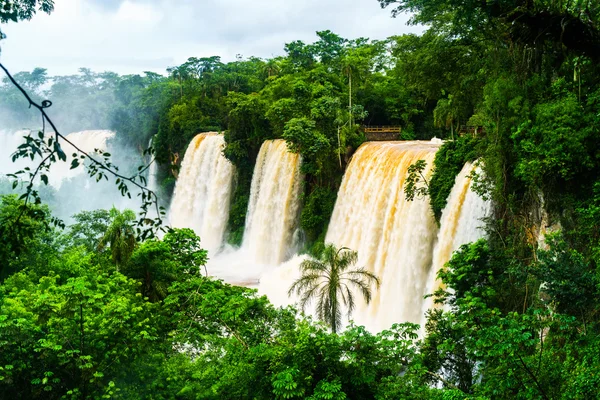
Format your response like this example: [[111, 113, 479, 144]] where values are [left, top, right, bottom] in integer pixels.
[[0, 0, 420, 76]]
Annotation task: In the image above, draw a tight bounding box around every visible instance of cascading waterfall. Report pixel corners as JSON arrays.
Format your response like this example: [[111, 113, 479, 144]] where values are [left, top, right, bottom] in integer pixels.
[[260, 141, 490, 333], [165, 132, 491, 333], [260, 141, 439, 331], [419, 162, 491, 326], [169, 132, 235, 254], [242, 139, 303, 265], [206, 139, 303, 285], [325, 141, 440, 331], [147, 137, 158, 194]]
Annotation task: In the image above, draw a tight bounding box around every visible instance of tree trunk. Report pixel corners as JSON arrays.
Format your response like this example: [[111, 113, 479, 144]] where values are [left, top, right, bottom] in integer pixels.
[[348, 72, 352, 127]]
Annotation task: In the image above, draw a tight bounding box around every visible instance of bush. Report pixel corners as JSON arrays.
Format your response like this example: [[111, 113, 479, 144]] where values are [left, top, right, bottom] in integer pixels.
[[300, 187, 338, 246], [429, 136, 479, 221]]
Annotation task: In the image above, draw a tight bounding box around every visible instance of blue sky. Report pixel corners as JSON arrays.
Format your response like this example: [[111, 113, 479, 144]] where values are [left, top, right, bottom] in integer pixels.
[[0, 0, 420, 75]]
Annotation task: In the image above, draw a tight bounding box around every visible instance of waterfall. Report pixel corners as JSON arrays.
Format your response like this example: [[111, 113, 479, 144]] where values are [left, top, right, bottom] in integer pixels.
[[147, 137, 158, 194], [169, 132, 235, 254], [166, 133, 489, 333], [208, 139, 302, 284], [260, 141, 439, 331], [325, 141, 440, 331], [242, 139, 303, 265], [419, 162, 491, 326], [259, 142, 490, 333]]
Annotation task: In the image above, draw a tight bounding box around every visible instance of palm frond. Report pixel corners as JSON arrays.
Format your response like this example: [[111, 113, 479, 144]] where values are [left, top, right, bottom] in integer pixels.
[[342, 267, 380, 288], [316, 283, 330, 324], [299, 258, 328, 272], [287, 243, 380, 333], [288, 272, 324, 296], [336, 247, 358, 271], [297, 282, 321, 313], [339, 283, 356, 316], [345, 277, 375, 304]]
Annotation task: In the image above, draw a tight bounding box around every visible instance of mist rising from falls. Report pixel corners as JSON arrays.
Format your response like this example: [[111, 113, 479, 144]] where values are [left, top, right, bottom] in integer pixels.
[[0, 130, 114, 185], [243, 139, 303, 265], [51, 130, 115, 189], [169, 132, 235, 254], [0, 130, 31, 174], [0, 129, 144, 221]]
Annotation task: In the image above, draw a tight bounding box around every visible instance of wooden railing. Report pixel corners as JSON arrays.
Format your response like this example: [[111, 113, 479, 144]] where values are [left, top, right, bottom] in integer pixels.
[[363, 126, 402, 133], [362, 126, 402, 141]]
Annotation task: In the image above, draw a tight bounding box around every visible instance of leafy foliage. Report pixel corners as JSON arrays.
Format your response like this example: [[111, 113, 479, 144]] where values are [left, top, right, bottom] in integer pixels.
[[428, 136, 479, 221], [3, 0, 600, 397], [97, 207, 137, 270], [0, 0, 53, 40]]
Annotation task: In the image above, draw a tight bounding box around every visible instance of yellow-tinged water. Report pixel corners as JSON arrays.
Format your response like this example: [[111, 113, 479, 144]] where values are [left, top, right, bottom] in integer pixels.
[[206, 139, 303, 284], [170, 135, 490, 333], [259, 141, 490, 333], [324, 141, 440, 330], [419, 162, 491, 328]]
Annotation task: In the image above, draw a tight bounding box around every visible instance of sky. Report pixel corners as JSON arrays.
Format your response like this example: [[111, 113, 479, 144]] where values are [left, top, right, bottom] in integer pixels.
[[0, 0, 419, 76]]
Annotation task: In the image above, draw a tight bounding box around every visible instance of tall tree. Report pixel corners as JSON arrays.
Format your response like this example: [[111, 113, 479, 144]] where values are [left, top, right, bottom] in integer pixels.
[[98, 207, 137, 271], [288, 244, 380, 333]]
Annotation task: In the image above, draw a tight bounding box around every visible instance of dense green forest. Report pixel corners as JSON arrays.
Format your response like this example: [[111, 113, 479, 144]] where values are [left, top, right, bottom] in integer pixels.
[[2, 0, 600, 398]]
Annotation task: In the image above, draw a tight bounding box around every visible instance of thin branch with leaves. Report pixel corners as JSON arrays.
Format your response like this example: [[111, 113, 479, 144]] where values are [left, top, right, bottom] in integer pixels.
[[0, 62, 165, 240], [405, 159, 431, 201]]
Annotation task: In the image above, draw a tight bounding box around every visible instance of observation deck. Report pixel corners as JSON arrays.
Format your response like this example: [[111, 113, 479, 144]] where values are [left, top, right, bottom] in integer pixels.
[[362, 126, 402, 141]]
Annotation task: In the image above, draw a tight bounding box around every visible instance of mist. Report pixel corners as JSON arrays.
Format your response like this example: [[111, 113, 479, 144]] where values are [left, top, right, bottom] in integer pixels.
[[0, 67, 160, 223], [0, 129, 154, 223]]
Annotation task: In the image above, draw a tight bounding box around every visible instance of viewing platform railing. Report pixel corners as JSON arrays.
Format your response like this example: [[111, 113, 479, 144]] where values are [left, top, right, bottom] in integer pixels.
[[361, 126, 402, 141]]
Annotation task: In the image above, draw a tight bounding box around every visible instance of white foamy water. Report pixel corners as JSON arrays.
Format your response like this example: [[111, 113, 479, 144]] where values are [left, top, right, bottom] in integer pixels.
[[242, 139, 303, 265], [147, 137, 159, 195], [169, 132, 235, 254], [207, 139, 303, 284], [168, 133, 490, 334]]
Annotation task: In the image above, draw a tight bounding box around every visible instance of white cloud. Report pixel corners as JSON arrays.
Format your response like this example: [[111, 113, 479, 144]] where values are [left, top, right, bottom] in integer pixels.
[[113, 1, 162, 24], [0, 0, 421, 75]]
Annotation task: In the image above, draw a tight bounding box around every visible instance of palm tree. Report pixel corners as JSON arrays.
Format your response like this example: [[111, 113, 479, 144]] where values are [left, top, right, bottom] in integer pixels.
[[288, 244, 380, 333], [98, 207, 137, 271]]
